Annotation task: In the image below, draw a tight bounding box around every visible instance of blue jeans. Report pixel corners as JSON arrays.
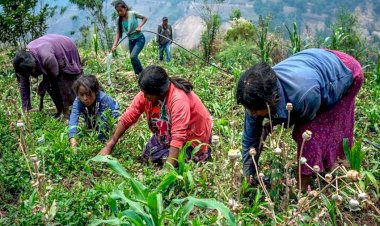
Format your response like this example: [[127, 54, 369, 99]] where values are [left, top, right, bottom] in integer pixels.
[[128, 34, 145, 75], [159, 42, 171, 62]]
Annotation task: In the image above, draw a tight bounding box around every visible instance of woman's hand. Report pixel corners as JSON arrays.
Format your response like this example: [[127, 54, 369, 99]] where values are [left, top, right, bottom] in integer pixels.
[[98, 145, 112, 156], [259, 121, 273, 151], [70, 138, 77, 148], [111, 45, 117, 52], [97, 122, 127, 156], [166, 146, 180, 167], [135, 26, 142, 33]]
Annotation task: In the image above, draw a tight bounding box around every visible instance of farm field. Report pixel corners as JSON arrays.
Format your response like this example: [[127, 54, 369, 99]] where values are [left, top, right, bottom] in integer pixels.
[[0, 8, 380, 226]]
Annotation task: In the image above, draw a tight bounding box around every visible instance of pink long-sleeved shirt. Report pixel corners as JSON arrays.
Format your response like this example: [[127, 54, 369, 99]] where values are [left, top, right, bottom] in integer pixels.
[[120, 83, 212, 148]]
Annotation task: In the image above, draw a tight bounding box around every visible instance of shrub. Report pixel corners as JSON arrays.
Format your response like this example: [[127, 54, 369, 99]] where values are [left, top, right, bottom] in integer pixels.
[[225, 18, 256, 42], [217, 41, 259, 70], [0, 0, 52, 47]]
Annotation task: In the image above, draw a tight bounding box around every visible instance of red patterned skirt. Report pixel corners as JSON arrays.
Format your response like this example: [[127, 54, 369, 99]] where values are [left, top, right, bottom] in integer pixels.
[[292, 50, 364, 175]]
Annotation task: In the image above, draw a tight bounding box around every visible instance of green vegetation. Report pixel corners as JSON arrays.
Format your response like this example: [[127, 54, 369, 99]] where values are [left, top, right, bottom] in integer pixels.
[[69, 0, 114, 50], [0, 0, 52, 47], [0, 9, 380, 226]]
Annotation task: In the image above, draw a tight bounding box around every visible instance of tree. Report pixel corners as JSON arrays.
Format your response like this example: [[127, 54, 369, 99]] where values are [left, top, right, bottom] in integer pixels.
[[229, 8, 242, 21], [323, 9, 366, 62], [201, 13, 221, 62], [225, 18, 256, 42], [69, 0, 114, 50], [0, 0, 52, 47], [199, 0, 224, 62]]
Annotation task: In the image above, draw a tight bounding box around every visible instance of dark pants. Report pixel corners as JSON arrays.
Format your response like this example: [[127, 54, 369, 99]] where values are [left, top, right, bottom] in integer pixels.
[[39, 72, 80, 118], [128, 35, 145, 75], [159, 42, 171, 62], [142, 135, 211, 165]]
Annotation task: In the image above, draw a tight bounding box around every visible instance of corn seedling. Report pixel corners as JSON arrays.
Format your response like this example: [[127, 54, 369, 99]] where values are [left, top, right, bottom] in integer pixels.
[[92, 22, 99, 58], [255, 15, 276, 63], [89, 155, 236, 225], [285, 21, 302, 54]]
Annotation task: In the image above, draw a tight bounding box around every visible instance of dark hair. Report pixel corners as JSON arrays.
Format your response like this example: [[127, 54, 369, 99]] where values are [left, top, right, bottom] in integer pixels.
[[138, 65, 193, 95], [13, 50, 36, 76], [72, 75, 101, 95], [113, 0, 130, 37], [236, 62, 279, 110]]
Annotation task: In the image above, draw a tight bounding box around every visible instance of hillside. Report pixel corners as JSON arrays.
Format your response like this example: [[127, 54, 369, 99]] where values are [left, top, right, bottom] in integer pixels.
[[45, 0, 380, 48]]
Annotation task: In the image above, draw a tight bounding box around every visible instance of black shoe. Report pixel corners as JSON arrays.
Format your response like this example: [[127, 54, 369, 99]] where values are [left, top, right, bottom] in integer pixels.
[[245, 175, 271, 188]]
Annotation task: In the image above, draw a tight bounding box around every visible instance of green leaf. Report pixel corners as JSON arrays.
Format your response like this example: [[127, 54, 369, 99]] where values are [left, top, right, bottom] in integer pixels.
[[89, 155, 131, 179], [155, 171, 178, 193], [28, 189, 37, 208], [129, 178, 148, 202], [89, 218, 124, 226], [174, 197, 236, 226], [364, 171, 379, 189], [110, 190, 128, 203], [177, 141, 193, 174], [147, 192, 164, 226], [343, 139, 363, 171], [186, 171, 195, 190], [343, 138, 351, 162], [107, 195, 119, 214], [320, 194, 337, 226], [176, 200, 195, 225], [120, 210, 145, 226], [125, 198, 154, 226], [190, 141, 210, 159]]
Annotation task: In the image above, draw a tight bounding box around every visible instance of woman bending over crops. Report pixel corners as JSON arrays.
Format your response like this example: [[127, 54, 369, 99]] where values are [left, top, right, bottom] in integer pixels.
[[237, 48, 364, 191], [111, 0, 147, 76], [69, 75, 119, 148], [13, 34, 82, 118], [98, 65, 212, 167]]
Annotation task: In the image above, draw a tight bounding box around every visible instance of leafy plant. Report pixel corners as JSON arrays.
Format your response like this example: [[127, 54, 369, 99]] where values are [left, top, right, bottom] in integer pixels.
[[285, 21, 302, 54], [201, 13, 221, 63], [323, 27, 349, 50], [321, 194, 338, 226], [376, 53, 380, 85], [70, 0, 114, 50], [88, 155, 235, 225], [92, 22, 99, 57], [255, 15, 277, 63], [225, 18, 256, 42], [343, 139, 364, 171], [323, 9, 366, 61], [229, 9, 242, 20], [0, 0, 52, 47]]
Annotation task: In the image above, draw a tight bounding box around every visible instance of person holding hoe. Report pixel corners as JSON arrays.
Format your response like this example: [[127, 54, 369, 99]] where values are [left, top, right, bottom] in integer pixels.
[[111, 0, 147, 76]]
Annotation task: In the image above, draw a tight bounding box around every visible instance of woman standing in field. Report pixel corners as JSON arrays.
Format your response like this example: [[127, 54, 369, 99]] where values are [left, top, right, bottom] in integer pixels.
[[111, 0, 147, 76], [98, 65, 212, 167], [237, 48, 364, 190]]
